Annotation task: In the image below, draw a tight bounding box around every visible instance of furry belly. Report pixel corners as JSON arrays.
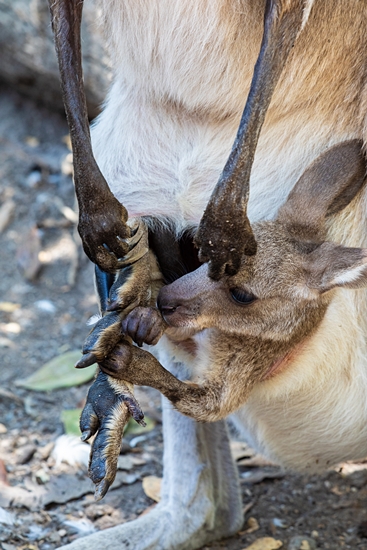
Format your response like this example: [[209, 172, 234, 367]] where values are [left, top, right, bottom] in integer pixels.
[[92, 87, 357, 230]]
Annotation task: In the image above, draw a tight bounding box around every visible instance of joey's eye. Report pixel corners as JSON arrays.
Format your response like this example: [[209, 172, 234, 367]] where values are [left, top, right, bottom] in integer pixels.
[[230, 288, 257, 305]]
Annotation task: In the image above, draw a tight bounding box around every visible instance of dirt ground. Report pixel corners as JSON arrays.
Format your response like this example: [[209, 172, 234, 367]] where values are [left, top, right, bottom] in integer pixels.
[[1, 84, 367, 550]]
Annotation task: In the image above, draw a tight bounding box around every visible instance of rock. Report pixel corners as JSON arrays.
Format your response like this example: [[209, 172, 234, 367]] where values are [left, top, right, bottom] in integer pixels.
[[271, 518, 288, 529], [34, 300, 57, 314], [0, 0, 111, 117], [0, 507, 15, 526], [63, 517, 96, 536], [35, 468, 50, 484], [243, 537, 283, 550], [288, 536, 317, 550], [15, 443, 36, 464], [84, 503, 115, 520]]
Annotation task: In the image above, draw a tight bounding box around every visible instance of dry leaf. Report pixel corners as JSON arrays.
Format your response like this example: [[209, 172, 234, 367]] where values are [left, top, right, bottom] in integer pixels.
[[240, 517, 260, 535], [16, 226, 42, 281], [0, 302, 20, 313], [0, 388, 23, 404], [25, 136, 40, 147], [142, 476, 161, 502], [61, 409, 83, 436], [0, 199, 15, 233], [0, 459, 9, 485], [242, 537, 283, 550], [0, 336, 15, 348], [15, 351, 95, 391]]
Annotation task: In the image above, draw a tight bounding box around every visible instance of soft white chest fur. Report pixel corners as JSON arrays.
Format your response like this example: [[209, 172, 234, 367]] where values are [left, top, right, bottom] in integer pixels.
[[91, 0, 367, 470]]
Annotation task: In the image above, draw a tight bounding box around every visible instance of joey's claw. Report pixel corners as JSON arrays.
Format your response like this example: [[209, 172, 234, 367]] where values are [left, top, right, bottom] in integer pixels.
[[121, 307, 167, 347], [81, 370, 144, 498], [75, 352, 98, 369]]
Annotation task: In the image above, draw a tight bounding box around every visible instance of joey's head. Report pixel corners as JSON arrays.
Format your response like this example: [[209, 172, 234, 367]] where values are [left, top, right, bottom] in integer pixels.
[[158, 141, 367, 345]]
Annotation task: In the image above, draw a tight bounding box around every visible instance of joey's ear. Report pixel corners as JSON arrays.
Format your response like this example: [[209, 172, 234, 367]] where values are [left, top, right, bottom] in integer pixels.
[[303, 242, 367, 294], [278, 140, 366, 241]]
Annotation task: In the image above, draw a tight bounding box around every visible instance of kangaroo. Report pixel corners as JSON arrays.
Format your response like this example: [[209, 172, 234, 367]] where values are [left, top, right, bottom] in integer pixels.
[[48, 1, 367, 549]]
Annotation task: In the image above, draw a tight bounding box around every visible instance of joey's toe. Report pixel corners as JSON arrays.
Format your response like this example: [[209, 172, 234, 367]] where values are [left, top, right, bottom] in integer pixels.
[[122, 306, 166, 347]]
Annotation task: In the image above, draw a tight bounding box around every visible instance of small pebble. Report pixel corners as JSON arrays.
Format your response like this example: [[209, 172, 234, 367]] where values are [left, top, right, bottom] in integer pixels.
[[34, 300, 57, 313], [0, 423, 7, 434], [35, 468, 50, 484], [288, 536, 316, 550], [15, 444, 36, 465], [272, 518, 288, 529], [26, 170, 42, 188]]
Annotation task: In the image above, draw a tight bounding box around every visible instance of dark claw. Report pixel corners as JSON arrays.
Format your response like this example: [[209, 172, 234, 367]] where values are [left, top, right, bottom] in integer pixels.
[[105, 300, 120, 312], [95, 479, 111, 501], [81, 430, 92, 442], [75, 352, 98, 369]]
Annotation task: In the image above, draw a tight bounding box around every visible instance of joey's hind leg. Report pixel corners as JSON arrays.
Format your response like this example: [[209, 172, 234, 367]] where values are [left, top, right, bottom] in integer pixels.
[[59, 365, 243, 550]]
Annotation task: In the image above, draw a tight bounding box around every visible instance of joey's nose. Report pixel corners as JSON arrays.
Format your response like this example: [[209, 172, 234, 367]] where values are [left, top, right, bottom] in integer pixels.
[[160, 305, 177, 316], [157, 294, 177, 316]]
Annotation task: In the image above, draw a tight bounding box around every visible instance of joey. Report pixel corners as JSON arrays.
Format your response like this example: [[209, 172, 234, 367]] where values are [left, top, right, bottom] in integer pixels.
[[97, 140, 367, 421]]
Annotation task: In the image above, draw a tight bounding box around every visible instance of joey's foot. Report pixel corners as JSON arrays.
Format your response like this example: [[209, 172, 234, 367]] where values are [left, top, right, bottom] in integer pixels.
[[80, 369, 145, 500], [122, 306, 167, 347]]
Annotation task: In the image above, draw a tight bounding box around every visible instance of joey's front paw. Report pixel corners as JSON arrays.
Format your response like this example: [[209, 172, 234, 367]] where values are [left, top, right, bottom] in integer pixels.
[[80, 369, 145, 500], [122, 306, 167, 347]]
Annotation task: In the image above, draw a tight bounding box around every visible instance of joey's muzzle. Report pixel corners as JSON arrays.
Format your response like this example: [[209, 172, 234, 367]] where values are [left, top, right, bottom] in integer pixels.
[[157, 264, 218, 327]]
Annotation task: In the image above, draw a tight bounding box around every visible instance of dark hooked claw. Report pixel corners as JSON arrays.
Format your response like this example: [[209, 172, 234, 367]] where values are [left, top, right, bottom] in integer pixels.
[[80, 369, 145, 500], [106, 222, 151, 313]]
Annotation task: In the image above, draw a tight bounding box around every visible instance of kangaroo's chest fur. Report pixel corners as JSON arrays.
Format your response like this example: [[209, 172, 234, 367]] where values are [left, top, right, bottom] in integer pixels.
[[92, 0, 367, 469], [93, 0, 367, 227]]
